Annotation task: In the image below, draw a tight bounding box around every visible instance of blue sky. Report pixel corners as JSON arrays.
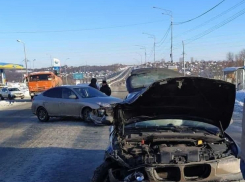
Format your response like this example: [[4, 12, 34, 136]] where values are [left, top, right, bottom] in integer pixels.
[[0, 0, 245, 67]]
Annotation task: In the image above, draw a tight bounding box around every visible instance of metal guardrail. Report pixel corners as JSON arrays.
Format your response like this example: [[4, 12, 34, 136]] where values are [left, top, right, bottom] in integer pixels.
[[107, 67, 129, 83], [108, 67, 132, 87]]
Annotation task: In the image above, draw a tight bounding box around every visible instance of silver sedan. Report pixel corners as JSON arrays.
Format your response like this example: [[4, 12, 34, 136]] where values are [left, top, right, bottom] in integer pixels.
[[31, 85, 122, 122]]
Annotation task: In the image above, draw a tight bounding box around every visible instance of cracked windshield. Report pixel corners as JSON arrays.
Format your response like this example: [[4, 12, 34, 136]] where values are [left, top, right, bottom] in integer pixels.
[[1, 0, 245, 182]]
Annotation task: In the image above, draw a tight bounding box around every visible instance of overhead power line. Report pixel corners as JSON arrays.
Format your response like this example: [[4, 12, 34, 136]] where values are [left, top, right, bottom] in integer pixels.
[[156, 24, 171, 44], [167, 7, 245, 51], [147, 45, 155, 59], [174, 0, 226, 25], [0, 20, 165, 34], [185, 7, 245, 44], [174, 0, 245, 38], [156, 26, 171, 49]]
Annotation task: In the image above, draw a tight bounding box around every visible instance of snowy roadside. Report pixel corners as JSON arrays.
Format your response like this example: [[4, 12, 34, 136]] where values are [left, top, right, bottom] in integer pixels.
[[0, 100, 30, 109], [0, 91, 31, 110], [235, 90, 245, 111]]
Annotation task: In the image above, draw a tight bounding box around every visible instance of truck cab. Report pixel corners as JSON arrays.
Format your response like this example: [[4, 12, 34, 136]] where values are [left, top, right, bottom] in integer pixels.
[[28, 71, 63, 99]]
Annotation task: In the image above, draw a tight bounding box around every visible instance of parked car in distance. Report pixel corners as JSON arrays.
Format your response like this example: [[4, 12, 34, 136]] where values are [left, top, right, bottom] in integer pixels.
[[0, 87, 25, 100], [31, 85, 122, 122], [0, 84, 7, 92]]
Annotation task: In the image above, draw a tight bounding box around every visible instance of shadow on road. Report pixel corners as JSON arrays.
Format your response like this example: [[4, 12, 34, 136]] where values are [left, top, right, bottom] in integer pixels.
[[7, 98, 31, 103], [0, 108, 107, 129], [0, 147, 103, 182]]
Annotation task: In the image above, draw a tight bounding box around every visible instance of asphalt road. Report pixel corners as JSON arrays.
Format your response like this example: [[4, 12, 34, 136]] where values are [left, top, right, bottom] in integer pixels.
[[0, 101, 110, 182], [0, 87, 243, 182]]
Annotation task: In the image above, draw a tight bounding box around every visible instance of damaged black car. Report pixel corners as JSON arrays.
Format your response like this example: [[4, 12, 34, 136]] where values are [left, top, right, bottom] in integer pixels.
[[91, 76, 244, 182]]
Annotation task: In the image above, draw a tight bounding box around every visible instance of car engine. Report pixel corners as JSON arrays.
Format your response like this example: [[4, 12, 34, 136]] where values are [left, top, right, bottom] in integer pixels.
[[116, 135, 232, 167]]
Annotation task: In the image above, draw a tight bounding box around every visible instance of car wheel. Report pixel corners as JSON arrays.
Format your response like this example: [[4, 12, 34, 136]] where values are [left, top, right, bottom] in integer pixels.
[[91, 161, 111, 182], [82, 107, 92, 122], [0, 95, 4, 100], [37, 107, 50, 122]]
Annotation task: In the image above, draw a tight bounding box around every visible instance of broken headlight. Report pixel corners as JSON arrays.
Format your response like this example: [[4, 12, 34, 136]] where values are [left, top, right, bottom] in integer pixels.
[[217, 158, 241, 174]]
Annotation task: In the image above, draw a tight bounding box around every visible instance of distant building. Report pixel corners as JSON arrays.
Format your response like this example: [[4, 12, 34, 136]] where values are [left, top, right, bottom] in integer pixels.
[[191, 57, 194, 62]]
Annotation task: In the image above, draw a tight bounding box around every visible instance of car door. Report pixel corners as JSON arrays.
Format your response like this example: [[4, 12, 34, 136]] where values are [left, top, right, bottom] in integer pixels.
[[42, 87, 62, 116], [59, 87, 80, 117]]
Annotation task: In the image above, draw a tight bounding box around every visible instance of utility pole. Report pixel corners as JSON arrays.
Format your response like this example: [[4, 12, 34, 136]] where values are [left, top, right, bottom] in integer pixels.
[[32, 59, 36, 71], [64, 58, 69, 85], [65, 66, 68, 85], [243, 59, 245, 89], [46, 54, 53, 68], [182, 41, 185, 76], [153, 7, 173, 63], [17, 40, 28, 76], [171, 17, 173, 63], [135, 45, 146, 65], [134, 53, 142, 65], [142, 33, 155, 63]]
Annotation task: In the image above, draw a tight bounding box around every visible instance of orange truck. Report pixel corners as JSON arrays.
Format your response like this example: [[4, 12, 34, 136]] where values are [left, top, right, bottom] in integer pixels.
[[28, 71, 63, 99]]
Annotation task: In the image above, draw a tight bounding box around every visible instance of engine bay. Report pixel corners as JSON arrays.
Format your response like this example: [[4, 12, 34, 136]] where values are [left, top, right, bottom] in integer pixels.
[[115, 133, 233, 167]]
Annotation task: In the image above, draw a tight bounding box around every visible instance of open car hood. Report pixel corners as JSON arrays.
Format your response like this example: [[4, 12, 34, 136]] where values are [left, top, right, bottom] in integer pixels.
[[115, 77, 235, 131]]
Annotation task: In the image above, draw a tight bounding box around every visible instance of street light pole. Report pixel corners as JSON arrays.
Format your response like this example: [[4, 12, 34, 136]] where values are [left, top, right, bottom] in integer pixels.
[[135, 45, 146, 64], [33, 59, 36, 71], [171, 16, 173, 63], [182, 41, 185, 76], [46, 54, 53, 68], [153, 7, 173, 63], [134, 53, 142, 65], [65, 58, 69, 85], [162, 12, 173, 63], [133, 58, 140, 65], [142, 48, 146, 64], [17, 40, 28, 76], [142, 32, 156, 63]]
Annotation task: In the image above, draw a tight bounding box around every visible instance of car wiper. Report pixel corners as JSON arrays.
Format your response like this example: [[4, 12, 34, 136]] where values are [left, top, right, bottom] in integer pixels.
[[128, 116, 156, 123]]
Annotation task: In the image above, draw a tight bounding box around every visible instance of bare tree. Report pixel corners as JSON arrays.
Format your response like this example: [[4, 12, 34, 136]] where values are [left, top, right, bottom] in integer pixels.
[[239, 49, 245, 62], [227, 52, 234, 62]]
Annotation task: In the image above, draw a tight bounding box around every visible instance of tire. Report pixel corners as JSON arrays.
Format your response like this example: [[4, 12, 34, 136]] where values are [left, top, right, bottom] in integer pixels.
[[0, 95, 4, 100], [37, 107, 50, 122], [91, 161, 112, 182], [82, 107, 92, 122]]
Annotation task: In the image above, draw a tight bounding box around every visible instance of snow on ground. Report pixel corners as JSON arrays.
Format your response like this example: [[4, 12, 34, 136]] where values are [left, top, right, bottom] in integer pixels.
[[0, 83, 30, 109], [0, 100, 29, 109], [24, 90, 30, 98]]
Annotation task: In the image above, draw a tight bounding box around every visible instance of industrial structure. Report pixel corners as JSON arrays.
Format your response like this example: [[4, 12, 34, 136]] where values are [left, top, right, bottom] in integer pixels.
[[223, 66, 245, 90], [0, 62, 24, 85]]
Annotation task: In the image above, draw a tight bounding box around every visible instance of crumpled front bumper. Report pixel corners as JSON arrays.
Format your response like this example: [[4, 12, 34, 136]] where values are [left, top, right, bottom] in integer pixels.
[[108, 159, 245, 182], [89, 112, 113, 125], [88, 105, 114, 125]]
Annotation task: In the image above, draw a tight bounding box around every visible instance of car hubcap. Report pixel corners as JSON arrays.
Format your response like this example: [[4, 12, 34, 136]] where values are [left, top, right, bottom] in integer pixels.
[[39, 110, 46, 120]]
